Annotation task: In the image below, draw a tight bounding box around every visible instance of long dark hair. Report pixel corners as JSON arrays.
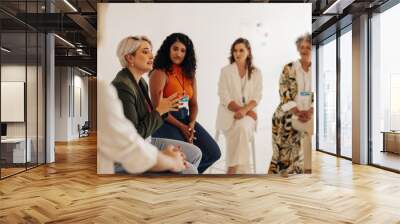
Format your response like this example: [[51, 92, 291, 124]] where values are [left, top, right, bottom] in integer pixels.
[[229, 38, 255, 79], [153, 33, 197, 79]]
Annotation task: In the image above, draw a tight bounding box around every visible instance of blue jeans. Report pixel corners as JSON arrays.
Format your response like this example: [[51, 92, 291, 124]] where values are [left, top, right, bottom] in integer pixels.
[[115, 137, 202, 174], [152, 108, 221, 173]]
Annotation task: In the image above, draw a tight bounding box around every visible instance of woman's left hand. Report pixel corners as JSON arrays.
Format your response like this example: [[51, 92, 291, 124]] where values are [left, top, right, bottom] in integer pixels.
[[307, 107, 314, 117], [298, 111, 309, 122], [247, 110, 258, 121], [298, 108, 313, 122], [188, 121, 196, 142]]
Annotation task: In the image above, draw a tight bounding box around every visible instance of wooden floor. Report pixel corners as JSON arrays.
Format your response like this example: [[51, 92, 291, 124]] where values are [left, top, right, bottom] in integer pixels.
[[1, 135, 400, 223], [1, 167, 26, 178], [373, 151, 400, 171]]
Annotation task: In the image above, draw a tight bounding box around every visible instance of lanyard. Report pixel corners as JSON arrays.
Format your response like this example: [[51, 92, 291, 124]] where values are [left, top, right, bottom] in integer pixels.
[[240, 72, 248, 104], [298, 61, 311, 92], [299, 68, 309, 92], [138, 81, 153, 113], [174, 73, 186, 95]]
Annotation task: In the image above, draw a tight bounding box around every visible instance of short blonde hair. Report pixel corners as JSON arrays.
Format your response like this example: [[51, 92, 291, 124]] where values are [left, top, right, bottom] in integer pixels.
[[295, 33, 311, 49], [116, 36, 152, 67]]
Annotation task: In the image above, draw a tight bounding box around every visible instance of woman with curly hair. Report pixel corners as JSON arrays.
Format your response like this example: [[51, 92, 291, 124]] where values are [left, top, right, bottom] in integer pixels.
[[149, 33, 221, 174]]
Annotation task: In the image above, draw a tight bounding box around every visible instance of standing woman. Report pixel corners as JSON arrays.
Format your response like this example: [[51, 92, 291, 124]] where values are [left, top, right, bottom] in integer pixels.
[[149, 33, 221, 174], [268, 33, 313, 177], [216, 38, 263, 174]]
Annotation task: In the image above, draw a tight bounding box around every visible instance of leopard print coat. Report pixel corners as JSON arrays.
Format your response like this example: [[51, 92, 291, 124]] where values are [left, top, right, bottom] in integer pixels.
[[269, 62, 304, 174]]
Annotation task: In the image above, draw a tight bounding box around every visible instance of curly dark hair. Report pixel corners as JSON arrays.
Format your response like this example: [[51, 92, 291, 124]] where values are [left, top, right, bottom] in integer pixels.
[[153, 33, 197, 79], [229, 38, 255, 80]]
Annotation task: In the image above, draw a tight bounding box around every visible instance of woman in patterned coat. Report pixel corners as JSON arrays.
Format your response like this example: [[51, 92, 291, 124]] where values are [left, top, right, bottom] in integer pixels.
[[268, 33, 313, 177]]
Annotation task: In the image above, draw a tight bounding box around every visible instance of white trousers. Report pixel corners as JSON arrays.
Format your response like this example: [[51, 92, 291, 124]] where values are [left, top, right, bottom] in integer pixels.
[[224, 116, 256, 173], [301, 133, 312, 172]]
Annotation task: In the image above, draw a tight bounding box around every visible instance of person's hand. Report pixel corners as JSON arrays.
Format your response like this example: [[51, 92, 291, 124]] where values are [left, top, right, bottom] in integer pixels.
[[247, 110, 258, 121], [173, 146, 190, 170], [234, 107, 247, 120], [179, 124, 194, 143], [161, 145, 187, 173], [290, 107, 310, 122], [188, 121, 196, 142], [307, 107, 314, 118], [298, 109, 313, 123], [290, 107, 301, 116], [156, 92, 180, 116], [298, 111, 309, 123]]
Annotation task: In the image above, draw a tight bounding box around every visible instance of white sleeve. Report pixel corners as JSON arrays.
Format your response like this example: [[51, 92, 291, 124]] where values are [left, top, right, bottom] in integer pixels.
[[98, 80, 158, 174], [251, 69, 263, 104], [218, 68, 233, 107], [281, 101, 297, 112]]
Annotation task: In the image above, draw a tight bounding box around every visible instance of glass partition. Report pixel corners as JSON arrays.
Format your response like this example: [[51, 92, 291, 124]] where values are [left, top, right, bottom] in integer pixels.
[[0, 1, 46, 179], [339, 28, 352, 158], [317, 36, 337, 155], [371, 3, 400, 171]]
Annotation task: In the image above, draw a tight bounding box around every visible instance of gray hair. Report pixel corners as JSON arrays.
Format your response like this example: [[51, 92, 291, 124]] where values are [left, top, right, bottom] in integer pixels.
[[295, 33, 312, 49], [116, 35, 152, 67]]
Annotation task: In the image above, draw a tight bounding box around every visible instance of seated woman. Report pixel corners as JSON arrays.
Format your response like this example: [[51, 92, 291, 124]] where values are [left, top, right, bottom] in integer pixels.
[[216, 38, 263, 174], [98, 80, 187, 174], [111, 35, 202, 174], [149, 33, 221, 174], [268, 33, 313, 177]]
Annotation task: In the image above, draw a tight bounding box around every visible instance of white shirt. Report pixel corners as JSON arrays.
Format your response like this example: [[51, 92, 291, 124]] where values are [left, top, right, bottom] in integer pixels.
[[281, 60, 312, 112], [97, 80, 158, 174], [295, 60, 312, 110], [216, 63, 263, 131]]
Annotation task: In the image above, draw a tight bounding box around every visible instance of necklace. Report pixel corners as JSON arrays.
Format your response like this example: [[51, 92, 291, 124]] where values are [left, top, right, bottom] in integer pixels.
[[240, 71, 248, 104], [174, 72, 186, 95], [299, 60, 310, 91]]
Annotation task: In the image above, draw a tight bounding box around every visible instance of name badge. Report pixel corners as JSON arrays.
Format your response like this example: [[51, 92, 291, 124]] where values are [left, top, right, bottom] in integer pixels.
[[300, 91, 312, 96], [298, 91, 313, 110], [179, 95, 190, 109]]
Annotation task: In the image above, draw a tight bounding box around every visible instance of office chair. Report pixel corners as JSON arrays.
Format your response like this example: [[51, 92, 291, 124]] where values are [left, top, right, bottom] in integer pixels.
[[79, 121, 90, 138]]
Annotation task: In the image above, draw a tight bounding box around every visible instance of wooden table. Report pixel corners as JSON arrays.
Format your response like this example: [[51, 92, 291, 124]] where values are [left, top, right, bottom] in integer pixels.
[[1, 138, 32, 165], [381, 131, 400, 154]]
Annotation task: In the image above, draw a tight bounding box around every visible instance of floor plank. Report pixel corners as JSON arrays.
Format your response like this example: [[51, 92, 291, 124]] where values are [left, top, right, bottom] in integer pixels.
[[0, 134, 400, 223]]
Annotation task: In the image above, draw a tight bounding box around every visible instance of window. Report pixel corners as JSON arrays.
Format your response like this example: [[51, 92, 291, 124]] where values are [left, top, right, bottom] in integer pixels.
[[0, 1, 46, 179], [317, 36, 337, 154], [339, 29, 352, 158], [371, 2, 400, 171]]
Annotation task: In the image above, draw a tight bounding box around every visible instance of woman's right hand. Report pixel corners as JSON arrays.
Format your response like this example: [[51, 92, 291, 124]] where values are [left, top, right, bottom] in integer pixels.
[[179, 124, 193, 143], [290, 107, 301, 116], [156, 92, 180, 115], [234, 107, 247, 120]]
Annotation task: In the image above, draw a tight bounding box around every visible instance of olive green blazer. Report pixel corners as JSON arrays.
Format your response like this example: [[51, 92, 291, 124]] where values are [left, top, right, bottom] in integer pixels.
[[112, 68, 163, 139]]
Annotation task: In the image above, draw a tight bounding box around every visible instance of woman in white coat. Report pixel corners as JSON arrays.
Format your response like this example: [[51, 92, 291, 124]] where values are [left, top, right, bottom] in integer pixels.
[[216, 38, 263, 174]]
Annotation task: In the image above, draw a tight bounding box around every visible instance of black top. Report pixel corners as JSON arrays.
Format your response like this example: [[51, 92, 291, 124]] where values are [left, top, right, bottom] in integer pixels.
[[112, 68, 164, 139]]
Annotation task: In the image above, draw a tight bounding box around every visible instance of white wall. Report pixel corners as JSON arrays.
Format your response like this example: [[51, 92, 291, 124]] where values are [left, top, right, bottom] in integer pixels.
[[55, 66, 69, 141], [55, 67, 89, 141], [98, 3, 311, 173], [1, 65, 32, 138], [1, 64, 45, 164]]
